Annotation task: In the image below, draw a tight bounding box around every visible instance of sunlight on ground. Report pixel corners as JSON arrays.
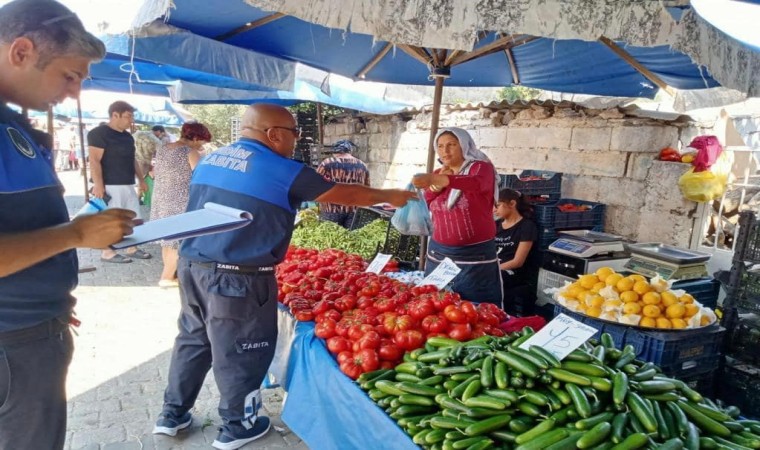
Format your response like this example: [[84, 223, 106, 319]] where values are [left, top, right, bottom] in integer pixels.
[[67, 286, 181, 398]]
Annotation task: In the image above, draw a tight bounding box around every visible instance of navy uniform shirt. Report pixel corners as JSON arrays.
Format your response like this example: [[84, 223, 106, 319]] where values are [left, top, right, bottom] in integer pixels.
[[0, 105, 77, 332], [180, 138, 334, 266]]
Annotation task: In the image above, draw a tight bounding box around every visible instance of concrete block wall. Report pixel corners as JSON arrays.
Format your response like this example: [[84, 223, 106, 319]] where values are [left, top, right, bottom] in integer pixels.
[[323, 105, 706, 247]]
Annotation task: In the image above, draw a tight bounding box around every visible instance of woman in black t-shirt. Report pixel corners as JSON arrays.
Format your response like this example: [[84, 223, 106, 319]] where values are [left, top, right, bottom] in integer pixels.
[[495, 189, 539, 313]]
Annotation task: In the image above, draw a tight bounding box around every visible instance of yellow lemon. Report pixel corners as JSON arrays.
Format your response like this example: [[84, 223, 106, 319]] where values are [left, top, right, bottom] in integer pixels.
[[671, 318, 688, 329], [620, 291, 639, 303], [628, 274, 648, 284], [661, 291, 678, 307], [576, 290, 591, 303], [563, 284, 582, 299], [605, 273, 624, 287], [665, 303, 686, 319], [643, 304, 661, 318], [639, 317, 657, 328], [656, 318, 672, 329], [579, 274, 600, 290], [616, 277, 635, 292], [632, 281, 652, 296], [684, 304, 699, 318], [700, 315, 712, 326], [586, 306, 602, 318], [595, 267, 616, 283], [623, 302, 642, 315], [591, 282, 607, 293], [679, 293, 695, 304], [642, 292, 662, 305], [588, 295, 605, 308]]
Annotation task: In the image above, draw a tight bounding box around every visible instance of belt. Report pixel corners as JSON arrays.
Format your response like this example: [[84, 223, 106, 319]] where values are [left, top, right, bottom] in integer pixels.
[[190, 261, 275, 275], [0, 315, 70, 347]]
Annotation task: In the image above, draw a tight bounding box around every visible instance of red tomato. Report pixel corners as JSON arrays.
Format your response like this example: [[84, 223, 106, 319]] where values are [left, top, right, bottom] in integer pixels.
[[478, 311, 500, 327], [444, 305, 468, 324], [374, 297, 397, 313], [294, 311, 314, 322], [409, 298, 436, 320], [347, 324, 375, 341], [378, 342, 403, 361], [460, 302, 479, 324], [383, 314, 415, 335], [448, 323, 472, 341], [314, 318, 337, 339], [339, 360, 363, 379], [356, 295, 374, 310], [432, 292, 456, 312], [326, 336, 350, 354], [334, 294, 357, 312], [421, 314, 450, 334], [379, 360, 396, 370], [393, 330, 425, 351], [357, 330, 381, 350], [319, 309, 342, 323], [336, 350, 353, 365], [312, 300, 333, 316]]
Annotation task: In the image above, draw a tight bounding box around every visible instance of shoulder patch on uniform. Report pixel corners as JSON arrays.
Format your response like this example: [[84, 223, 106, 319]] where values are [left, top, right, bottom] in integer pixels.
[[7, 127, 36, 159]]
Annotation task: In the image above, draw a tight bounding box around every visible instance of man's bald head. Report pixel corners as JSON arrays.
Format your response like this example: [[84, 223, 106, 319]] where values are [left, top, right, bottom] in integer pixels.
[[241, 104, 300, 157]]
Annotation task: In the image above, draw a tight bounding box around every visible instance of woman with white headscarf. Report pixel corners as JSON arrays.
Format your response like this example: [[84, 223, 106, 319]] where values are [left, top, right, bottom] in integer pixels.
[[412, 127, 503, 308]]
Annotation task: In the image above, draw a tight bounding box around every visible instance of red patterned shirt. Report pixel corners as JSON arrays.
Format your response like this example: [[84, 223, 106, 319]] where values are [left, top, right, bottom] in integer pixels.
[[424, 161, 497, 247]]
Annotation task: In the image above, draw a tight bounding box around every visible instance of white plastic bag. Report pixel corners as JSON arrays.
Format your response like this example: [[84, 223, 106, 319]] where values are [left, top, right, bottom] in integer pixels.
[[391, 185, 433, 236]]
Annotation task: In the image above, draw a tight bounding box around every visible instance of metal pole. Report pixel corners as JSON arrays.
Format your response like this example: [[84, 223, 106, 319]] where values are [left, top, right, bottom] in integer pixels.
[[76, 97, 90, 201], [418, 76, 445, 270], [316, 102, 324, 146]]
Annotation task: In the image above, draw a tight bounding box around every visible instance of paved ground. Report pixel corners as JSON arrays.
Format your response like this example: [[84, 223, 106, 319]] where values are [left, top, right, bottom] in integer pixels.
[[59, 170, 308, 450]]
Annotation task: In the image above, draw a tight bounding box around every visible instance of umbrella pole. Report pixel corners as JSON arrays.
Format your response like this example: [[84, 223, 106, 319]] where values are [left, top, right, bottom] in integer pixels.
[[418, 76, 445, 270], [316, 102, 324, 146], [76, 96, 90, 202]]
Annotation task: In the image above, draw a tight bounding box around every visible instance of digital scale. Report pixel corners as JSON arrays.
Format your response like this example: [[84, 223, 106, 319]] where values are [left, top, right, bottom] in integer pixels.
[[537, 230, 631, 306], [549, 230, 626, 258], [624, 243, 711, 281]]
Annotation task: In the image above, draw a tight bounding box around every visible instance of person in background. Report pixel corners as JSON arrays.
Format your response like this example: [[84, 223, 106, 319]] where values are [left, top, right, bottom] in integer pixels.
[[151, 122, 212, 288], [316, 139, 370, 228], [494, 188, 539, 315], [411, 127, 503, 307], [152, 104, 416, 449], [133, 124, 166, 178], [0, 1, 135, 448], [88, 101, 151, 263]]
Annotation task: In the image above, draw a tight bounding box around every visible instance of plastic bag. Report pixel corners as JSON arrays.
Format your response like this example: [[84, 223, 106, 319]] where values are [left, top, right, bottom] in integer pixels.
[[678, 164, 729, 202], [391, 185, 433, 236], [74, 197, 108, 218]]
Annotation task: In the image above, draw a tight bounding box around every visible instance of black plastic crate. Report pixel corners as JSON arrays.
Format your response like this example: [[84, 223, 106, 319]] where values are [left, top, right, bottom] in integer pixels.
[[734, 210, 760, 264], [731, 265, 760, 313], [534, 199, 606, 230], [381, 227, 420, 265], [724, 310, 760, 364], [499, 170, 562, 204], [717, 361, 760, 420], [676, 369, 717, 399], [671, 278, 721, 309], [349, 206, 391, 231]]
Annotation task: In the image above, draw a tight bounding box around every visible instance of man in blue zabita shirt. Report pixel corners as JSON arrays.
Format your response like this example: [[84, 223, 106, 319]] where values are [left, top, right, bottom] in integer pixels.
[[0, 1, 136, 448], [152, 104, 416, 449]]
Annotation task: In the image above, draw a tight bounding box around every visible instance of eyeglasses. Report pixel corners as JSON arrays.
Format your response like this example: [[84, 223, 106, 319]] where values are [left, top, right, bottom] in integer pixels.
[[262, 126, 302, 138]]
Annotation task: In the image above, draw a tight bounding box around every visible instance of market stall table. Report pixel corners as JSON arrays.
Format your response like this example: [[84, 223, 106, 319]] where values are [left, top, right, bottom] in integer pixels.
[[273, 307, 417, 450]]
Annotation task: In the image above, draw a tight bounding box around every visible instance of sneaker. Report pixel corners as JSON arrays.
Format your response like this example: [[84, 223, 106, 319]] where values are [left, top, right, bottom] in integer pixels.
[[212, 416, 271, 450], [152, 411, 192, 436]]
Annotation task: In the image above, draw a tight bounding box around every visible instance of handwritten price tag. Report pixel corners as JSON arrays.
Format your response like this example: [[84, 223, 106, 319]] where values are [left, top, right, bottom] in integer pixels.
[[519, 314, 598, 360], [365, 253, 393, 274], [418, 257, 461, 290]]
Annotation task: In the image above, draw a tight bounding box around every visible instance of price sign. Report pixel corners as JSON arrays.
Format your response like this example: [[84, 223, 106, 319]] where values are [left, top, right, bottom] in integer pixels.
[[519, 314, 598, 360], [365, 253, 393, 274], [418, 257, 461, 290]]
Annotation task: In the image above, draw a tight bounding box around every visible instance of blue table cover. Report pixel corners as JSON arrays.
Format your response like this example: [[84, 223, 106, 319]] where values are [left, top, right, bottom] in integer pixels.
[[280, 318, 418, 450]]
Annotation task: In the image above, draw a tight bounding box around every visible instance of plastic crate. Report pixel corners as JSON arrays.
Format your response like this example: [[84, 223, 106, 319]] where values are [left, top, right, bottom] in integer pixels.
[[535, 199, 606, 230], [676, 369, 717, 399], [671, 278, 721, 309], [499, 170, 562, 204], [730, 265, 760, 313], [717, 361, 760, 420], [734, 210, 760, 265], [624, 326, 724, 375], [349, 207, 391, 231], [381, 227, 420, 265], [724, 310, 760, 364]]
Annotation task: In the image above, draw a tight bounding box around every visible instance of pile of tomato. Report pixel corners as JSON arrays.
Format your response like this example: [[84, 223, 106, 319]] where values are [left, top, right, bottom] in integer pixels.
[[277, 247, 509, 379]]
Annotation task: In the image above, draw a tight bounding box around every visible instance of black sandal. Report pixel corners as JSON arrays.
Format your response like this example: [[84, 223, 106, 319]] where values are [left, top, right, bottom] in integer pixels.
[[101, 254, 132, 264]]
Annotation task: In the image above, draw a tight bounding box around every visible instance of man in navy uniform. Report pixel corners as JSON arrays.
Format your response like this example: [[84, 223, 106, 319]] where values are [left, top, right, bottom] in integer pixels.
[[153, 104, 416, 449], [0, 1, 136, 448]]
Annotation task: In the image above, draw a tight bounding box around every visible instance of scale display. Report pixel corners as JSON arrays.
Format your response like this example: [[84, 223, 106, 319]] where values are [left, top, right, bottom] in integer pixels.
[[625, 255, 708, 281], [549, 237, 625, 258]]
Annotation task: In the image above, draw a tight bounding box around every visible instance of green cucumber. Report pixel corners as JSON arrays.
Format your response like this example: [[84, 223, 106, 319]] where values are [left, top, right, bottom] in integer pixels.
[[508, 346, 550, 370], [461, 379, 482, 402], [626, 391, 657, 433], [430, 415, 475, 430], [676, 401, 731, 438], [480, 355, 494, 389], [483, 389, 519, 404], [463, 396, 507, 410], [637, 380, 678, 394], [683, 422, 699, 450], [515, 418, 556, 444], [611, 413, 628, 444], [610, 432, 648, 450], [397, 382, 444, 396], [566, 382, 592, 419], [529, 345, 561, 368], [399, 393, 436, 406], [560, 361, 608, 377], [514, 428, 568, 450], [494, 361, 509, 389], [575, 412, 615, 430], [576, 422, 612, 449], [428, 337, 462, 347], [547, 368, 592, 386], [494, 351, 540, 378], [450, 375, 480, 399], [656, 438, 684, 450], [374, 380, 406, 396], [463, 414, 513, 436]]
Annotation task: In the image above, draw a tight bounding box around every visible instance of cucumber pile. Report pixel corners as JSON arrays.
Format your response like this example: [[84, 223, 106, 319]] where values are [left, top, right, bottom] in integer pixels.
[[358, 328, 760, 450]]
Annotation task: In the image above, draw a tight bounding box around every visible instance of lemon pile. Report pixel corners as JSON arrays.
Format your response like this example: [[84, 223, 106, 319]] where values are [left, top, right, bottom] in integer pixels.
[[556, 267, 715, 329]]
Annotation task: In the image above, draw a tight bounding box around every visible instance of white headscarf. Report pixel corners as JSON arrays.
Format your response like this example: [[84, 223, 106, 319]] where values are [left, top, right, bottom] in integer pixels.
[[434, 127, 500, 209]]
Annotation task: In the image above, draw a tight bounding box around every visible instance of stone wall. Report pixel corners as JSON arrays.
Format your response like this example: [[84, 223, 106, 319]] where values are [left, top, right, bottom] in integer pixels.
[[323, 103, 713, 247]]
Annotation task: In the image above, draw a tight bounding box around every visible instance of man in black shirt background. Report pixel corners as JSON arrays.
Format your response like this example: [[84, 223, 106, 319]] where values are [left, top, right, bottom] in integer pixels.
[[88, 101, 151, 263]]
